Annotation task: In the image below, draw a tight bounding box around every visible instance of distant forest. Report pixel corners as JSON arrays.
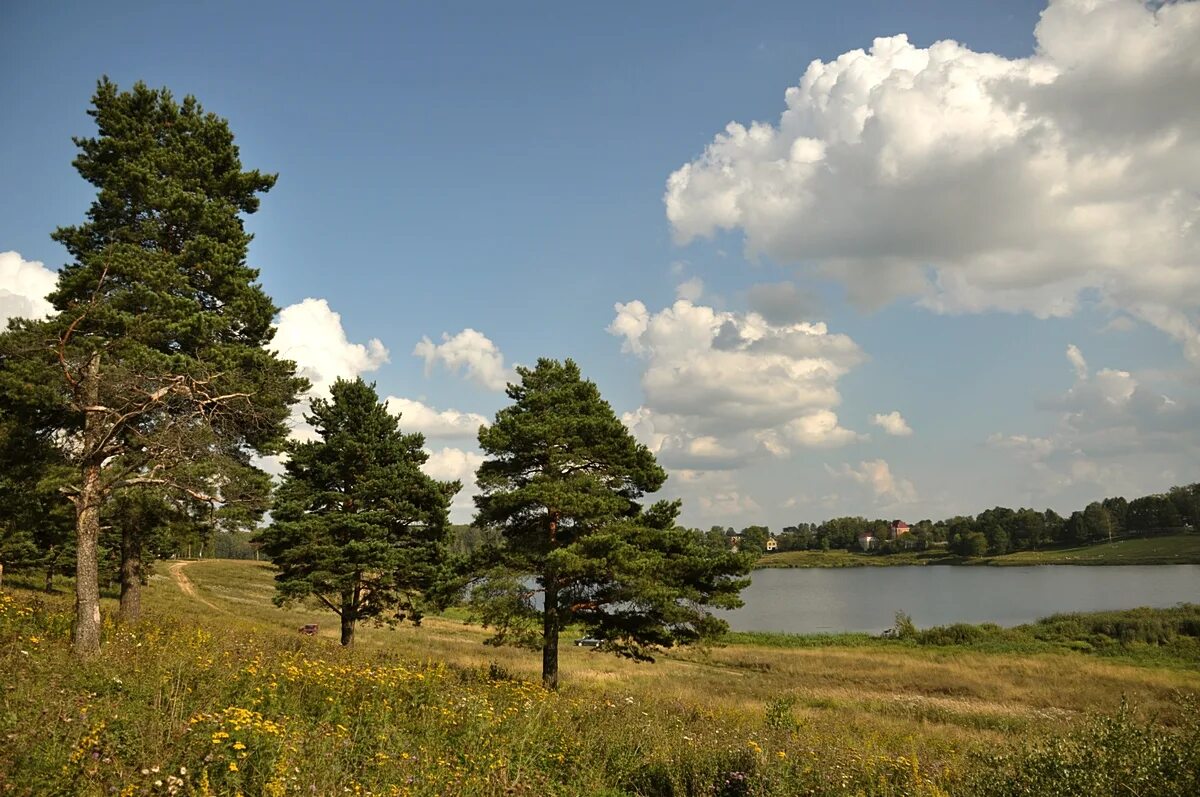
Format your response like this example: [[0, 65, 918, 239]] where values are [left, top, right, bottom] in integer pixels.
[[7, 483, 1195, 590], [709, 482, 1200, 558]]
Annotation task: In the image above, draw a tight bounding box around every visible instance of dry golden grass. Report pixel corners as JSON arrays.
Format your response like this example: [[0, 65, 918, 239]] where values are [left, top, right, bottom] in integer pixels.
[[5, 558, 1199, 795], [156, 558, 1200, 751]]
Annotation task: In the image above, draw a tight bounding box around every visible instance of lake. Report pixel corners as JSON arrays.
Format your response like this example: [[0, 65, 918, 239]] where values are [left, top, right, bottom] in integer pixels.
[[719, 565, 1200, 634]]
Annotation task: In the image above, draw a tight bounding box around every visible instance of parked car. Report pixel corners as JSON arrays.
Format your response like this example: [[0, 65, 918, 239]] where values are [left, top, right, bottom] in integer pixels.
[[574, 637, 602, 648]]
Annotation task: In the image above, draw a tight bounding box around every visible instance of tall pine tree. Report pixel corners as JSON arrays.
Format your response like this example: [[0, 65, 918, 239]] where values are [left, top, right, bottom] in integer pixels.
[[473, 359, 751, 689], [0, 79, 305, 656], [256, 378, 459, 646]]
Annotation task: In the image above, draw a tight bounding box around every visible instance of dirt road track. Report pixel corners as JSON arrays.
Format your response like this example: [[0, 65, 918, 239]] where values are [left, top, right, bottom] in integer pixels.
[[168, 561, 229, 614]]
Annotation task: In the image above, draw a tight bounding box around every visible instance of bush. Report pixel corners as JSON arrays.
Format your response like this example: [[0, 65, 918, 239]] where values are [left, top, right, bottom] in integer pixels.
[[893, 611, 918, 640], [969, 698, 1200, 796]]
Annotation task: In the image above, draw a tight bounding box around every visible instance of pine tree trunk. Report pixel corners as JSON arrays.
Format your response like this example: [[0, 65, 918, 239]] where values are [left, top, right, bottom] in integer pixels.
[[542, 567, 559, 690], [0, 561, 4, 590], [73, 459, 103, 657], [119, 529, 141, 624], [340, 591, 355, 646], [542, 511, 560, 690], [73, 355, 103, 658]]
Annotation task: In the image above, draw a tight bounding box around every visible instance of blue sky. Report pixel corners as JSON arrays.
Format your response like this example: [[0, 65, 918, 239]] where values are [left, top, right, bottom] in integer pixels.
[[3, 0, 1197, 526]]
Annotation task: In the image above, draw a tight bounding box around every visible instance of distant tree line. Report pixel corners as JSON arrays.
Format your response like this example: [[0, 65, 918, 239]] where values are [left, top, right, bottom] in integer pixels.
[[704, 483, 1199, 558]]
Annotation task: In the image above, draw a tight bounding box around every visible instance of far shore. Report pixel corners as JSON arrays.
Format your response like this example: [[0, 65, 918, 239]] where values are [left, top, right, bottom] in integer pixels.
[[754, 532, 1200, 569]]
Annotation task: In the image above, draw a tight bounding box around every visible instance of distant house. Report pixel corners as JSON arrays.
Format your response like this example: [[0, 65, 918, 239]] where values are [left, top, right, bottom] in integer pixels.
[[889, 520, 911, 540], [857, 532, 876, 551], [765, 536, 778, 552]]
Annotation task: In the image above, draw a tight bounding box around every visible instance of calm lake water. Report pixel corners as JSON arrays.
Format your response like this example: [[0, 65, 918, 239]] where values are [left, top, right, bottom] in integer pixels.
[[719, 565, 1200, 634]]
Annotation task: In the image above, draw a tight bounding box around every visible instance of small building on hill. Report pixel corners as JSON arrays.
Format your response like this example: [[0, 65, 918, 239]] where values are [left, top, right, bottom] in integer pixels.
[[765, 536, 778, 552], [857, 532, 876, 551], [889, 520, 911, 540]]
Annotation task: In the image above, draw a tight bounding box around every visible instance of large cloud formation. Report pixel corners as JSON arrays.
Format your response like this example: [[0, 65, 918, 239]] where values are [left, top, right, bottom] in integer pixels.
[[272, 298, 389, 400], [0, 251, 57, 327], [610, 298, 864, 468], [666, 0, 1200, 361]]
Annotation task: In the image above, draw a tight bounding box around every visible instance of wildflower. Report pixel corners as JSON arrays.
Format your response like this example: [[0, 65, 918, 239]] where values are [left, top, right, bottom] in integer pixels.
[[229, 762, 238, 772]]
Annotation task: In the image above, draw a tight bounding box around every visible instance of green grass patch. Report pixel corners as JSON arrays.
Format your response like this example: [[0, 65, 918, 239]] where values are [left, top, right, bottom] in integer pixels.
[[988, 534, 1200, 566]]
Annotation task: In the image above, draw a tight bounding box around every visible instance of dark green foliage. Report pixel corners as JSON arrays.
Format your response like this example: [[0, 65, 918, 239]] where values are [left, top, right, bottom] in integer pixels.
[[954, 531, 989, 558], [32, 77, 306, 466], [738, 525, 770, 555], [779, 484, 1197, 558], [255, 378, 458, 645], [0, 416, 75, 586], [0, 78, 306, 653], [916, 622, 998, 646], [472, 358, 751, 687], [894, 605, 1200, 666], [891, 611, 918, 640]]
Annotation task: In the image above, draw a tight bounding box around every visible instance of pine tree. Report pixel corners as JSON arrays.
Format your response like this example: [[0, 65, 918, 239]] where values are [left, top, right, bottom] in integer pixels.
[[0, 79, 305, 656], [256, 378, 459, 646], [473, 358, 751, 689]]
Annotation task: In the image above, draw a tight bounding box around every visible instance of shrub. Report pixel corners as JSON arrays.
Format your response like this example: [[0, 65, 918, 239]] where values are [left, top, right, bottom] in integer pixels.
[[969, 698, 1200, 796]]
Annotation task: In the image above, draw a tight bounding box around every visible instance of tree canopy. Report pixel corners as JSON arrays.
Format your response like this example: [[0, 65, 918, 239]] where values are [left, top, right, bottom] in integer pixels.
[[256, 378, 459, 646], [472, 358, 751, 689]]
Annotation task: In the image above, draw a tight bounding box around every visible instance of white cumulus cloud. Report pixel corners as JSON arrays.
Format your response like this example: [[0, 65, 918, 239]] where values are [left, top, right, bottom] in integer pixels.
[[0, 251, 57, 327], [422, 446, 485, 522], [273, 298, 389, 399], [610, 298, 864, 469], [1066, 344, 1089, 380], [269, 298, 389, 447], [385, 396, 487, 439], [870, 411, 913, 437], [666, 0, 1200, 362], [413, 328, 513, 391]]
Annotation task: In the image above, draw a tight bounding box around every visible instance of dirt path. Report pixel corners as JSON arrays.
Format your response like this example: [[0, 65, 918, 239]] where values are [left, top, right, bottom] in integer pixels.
[[168, 561, 229, 614]]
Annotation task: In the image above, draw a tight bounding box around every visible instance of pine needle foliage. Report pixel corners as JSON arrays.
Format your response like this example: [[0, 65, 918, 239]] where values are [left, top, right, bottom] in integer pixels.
[[472, 358, 751, 689], [256, 378, 459, 646]]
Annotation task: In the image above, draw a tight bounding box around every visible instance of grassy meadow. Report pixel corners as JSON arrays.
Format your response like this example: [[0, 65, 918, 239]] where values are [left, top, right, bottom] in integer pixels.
[[758, 532, 1200, 568], [2, 559, 1199, 796]]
